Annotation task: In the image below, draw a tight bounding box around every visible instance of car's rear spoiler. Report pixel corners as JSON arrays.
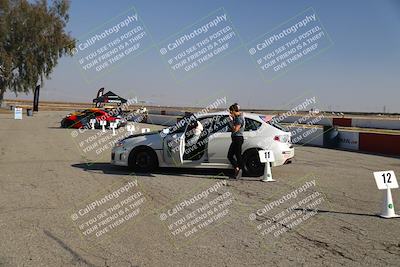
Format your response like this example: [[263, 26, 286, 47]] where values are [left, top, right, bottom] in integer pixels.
[[259, 115, 275, 122]]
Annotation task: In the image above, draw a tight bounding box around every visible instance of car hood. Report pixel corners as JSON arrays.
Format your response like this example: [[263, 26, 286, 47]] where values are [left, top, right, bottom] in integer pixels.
[[122, 130, 161, 140], [122, 130, 164, 150]]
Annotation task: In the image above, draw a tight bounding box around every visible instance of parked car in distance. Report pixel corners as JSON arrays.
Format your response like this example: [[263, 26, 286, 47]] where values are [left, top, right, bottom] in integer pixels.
[[61, 108, 126, 129]]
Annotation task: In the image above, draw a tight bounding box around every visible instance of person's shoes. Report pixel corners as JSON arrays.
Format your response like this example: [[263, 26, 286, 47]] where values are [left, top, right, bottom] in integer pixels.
[[229, 169, 238, 179], [230, 168, 242, 179], [236, 169, 243, 179]]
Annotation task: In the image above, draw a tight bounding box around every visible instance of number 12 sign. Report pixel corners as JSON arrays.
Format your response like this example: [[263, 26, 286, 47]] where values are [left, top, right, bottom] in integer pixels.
[[374, 171, 398, 190]]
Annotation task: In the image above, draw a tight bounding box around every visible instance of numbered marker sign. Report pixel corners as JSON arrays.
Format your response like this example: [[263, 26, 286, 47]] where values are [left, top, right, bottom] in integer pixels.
[[258, 150, 275, 163], [374, 171, 398, 190], [100, 120, 107, 132], [89, 119, 96, 129], [126, 124, 135, 134]]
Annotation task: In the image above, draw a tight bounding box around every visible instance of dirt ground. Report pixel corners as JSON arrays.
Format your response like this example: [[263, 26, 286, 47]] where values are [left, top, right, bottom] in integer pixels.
[[0, 111, 400, 267]]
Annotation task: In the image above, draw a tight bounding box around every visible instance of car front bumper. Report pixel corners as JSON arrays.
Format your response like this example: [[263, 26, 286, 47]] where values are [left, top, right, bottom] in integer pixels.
[[111, 147, 129, 166]]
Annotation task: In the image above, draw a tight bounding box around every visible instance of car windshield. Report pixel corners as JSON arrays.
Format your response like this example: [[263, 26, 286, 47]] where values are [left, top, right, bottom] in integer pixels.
[[165, 115, 194, 134]]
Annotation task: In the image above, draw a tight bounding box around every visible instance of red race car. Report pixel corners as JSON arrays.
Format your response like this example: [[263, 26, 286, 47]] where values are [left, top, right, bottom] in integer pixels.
[[61, 108, 126, 129]]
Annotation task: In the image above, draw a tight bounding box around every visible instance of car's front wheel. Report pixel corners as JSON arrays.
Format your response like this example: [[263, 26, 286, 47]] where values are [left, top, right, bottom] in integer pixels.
[[243, 149, 265, 177], [128, 147, 158, 172], [61, 118, 74, 128]]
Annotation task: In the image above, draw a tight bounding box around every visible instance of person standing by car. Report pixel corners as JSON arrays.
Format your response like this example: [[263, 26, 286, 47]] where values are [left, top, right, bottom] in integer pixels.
[[227, 103, 245, 179]]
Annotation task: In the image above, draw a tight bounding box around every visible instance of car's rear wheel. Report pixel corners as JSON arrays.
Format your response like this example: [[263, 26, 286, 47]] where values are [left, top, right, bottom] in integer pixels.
[[128, 147, 158, 172], [243, 149, 265, 177]]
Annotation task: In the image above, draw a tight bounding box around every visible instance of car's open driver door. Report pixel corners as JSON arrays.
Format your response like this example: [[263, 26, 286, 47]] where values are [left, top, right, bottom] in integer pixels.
[[163, 133, 185, 166]]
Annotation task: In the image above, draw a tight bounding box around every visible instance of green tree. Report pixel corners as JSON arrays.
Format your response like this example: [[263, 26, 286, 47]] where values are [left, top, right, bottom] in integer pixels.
[[0, 0, 75, 105]]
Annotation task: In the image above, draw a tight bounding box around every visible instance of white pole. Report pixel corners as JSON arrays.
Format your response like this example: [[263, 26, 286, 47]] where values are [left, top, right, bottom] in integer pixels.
[[89, 119, 96, 130], [100, 120, 106, 132], [261, 162, 276, 182], [127, 124, 135, 135], [110, 122, 117, 136], [379, 186, 400, 218]]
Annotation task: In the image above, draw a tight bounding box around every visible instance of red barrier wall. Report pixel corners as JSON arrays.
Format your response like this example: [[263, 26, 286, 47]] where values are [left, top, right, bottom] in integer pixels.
[[359, 133, 400, 156], [333, 118, 352, 127]]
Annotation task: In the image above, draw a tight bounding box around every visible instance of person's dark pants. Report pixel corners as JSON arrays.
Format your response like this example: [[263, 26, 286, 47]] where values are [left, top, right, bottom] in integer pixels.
[[227, 136, 244, 169]]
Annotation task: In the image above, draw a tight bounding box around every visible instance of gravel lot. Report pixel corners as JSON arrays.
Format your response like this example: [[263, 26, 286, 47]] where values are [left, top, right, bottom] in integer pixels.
[[1, 111, 400, 266]]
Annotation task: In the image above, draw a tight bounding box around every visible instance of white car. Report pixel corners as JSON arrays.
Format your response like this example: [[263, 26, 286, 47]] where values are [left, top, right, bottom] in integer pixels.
[[111, 112, 294, 176]]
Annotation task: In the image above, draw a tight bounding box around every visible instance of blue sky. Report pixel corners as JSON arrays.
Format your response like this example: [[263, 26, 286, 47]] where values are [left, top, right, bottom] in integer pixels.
[[6, 0, 400, 112]]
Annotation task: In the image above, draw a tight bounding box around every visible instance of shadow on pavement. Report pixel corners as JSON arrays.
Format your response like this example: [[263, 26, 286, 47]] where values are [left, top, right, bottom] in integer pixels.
[[297, 208, 377, 218], [71, 162, 234, 179]]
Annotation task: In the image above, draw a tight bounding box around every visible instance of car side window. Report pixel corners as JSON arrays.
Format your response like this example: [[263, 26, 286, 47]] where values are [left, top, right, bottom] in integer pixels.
[[244, 118, 262, 131], [184, 117, 213, 140], [170, 119, 188, 133], [210, 115, 231, 134], [198, 117, 213, 132]]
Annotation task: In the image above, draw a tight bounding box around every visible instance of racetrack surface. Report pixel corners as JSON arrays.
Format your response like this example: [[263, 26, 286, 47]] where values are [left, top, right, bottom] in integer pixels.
[[0, 111, 400, 266]]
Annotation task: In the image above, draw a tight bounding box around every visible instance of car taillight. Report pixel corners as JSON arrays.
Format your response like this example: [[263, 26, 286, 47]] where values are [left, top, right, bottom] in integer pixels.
[[274, 135, 289, 143]]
